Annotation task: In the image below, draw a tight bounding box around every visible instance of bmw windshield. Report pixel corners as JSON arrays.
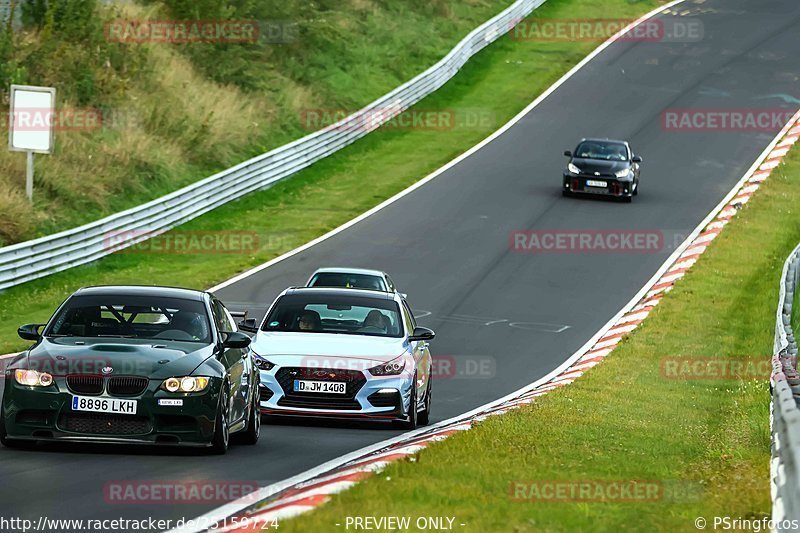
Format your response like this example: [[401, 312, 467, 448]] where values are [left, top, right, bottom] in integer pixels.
[[262, 294, 403, 338], [46, 295, 212, 343]]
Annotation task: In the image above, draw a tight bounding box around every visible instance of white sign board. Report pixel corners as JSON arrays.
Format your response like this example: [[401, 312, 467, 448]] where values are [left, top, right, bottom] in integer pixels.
[[9, 85, 56, 154]]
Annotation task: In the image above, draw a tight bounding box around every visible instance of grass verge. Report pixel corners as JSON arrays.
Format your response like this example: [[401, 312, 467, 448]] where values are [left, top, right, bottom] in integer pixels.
[[275, 134, 800, 531], [0, 0, 666, 353]]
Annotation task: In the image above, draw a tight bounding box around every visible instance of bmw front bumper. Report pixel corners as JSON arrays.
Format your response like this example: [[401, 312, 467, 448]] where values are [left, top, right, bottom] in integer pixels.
[[2, 377, 221, 447]]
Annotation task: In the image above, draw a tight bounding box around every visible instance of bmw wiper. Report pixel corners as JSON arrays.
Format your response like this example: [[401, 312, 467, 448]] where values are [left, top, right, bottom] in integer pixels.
[[47, 333, 74, 338], [96, 334, 136, 338]]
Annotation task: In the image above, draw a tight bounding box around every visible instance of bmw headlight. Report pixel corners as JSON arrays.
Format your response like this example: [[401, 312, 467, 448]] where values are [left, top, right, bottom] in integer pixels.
[[161, 376, 210, 393], [14, 369, 53, 387], [567, 163, 581, 175], [615, 168, 632, 178], [369, 354, 409, 376]]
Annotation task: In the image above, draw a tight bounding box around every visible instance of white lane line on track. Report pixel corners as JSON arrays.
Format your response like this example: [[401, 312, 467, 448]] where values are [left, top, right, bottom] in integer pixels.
[[172, 1, 698, 531]]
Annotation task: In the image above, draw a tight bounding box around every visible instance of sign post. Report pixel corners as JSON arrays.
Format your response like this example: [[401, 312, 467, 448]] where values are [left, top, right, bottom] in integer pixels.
[[8, 84, 56, 202]]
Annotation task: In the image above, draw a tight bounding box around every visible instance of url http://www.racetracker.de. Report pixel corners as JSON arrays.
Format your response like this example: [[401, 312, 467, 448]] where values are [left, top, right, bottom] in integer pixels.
[[0, 515, 279, 532]]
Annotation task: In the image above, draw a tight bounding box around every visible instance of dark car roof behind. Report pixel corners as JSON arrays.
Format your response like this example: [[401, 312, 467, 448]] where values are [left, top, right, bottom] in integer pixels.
[[285, 287, 394, 301], [579, 138, 629, 146], [74, 285, 207, 301]]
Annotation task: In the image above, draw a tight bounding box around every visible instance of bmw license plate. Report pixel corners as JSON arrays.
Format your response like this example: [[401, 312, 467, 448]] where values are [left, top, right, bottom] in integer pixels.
[[71, 395, 137, 415], [586, 179, 607, 188], [293, 380, 346, 394]]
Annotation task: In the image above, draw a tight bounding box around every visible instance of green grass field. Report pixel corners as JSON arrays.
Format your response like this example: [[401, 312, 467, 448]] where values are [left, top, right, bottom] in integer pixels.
[[0, 0, 513, 245], [0, 0, 666, 353], [277, 137, 800, 532]]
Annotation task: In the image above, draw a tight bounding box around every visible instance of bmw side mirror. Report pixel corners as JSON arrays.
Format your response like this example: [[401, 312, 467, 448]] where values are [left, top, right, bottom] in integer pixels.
[[222, 331, 251, 349], [563, 150, 572, 157], [632, 155, 642, 163], [18, 324, 44, 341], [409, 326, 435, 342], [238, 318, 258, 334]]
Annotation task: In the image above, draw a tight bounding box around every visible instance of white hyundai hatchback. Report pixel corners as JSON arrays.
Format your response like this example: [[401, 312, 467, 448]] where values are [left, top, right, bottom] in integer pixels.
[[242, 287, 434, 428]]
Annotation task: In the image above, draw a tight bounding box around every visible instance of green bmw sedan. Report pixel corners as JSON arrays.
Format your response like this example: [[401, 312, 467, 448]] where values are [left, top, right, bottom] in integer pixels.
[[1, 286, 260, 454]]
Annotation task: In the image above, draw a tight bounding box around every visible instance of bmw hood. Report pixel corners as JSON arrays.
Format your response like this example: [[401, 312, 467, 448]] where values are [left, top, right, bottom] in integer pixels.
[[251, 331, 407, 366], [15, 337, 215, 379], [571, 158, 630, 176]]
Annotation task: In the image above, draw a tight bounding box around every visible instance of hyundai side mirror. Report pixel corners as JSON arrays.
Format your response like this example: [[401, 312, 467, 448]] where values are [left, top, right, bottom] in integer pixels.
[[409, 326, 435, 342], [563, 150, 572, 157]]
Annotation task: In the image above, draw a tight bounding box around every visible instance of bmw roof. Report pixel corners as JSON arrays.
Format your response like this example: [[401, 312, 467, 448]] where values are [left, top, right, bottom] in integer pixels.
[[74, 285, 208, 301]]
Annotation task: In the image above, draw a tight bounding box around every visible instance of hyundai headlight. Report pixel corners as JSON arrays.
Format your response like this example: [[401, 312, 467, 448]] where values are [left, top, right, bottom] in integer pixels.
[[252, 351, 276, 371], [567, 163, 581, 175], [369, 355, 408, 376]]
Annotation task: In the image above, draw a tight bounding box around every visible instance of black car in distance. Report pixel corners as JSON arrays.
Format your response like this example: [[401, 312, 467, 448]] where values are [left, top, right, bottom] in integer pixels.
[[562, 138, 642, 202]]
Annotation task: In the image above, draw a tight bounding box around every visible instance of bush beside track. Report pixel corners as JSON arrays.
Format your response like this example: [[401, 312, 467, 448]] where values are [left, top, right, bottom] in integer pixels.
[[275, 135, 800, 531], [0, 0, 666, 353]]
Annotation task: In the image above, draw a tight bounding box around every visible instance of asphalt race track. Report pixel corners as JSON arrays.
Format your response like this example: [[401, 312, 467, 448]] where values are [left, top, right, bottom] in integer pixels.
[[1, 0, 800, 527]]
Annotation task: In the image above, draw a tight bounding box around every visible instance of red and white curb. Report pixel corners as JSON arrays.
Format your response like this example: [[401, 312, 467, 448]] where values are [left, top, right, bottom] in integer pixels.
[[177, 109, 800, 532]]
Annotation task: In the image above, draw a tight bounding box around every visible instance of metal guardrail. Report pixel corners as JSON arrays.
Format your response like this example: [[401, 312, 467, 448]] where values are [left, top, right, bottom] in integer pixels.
[[771, 242, 800, 529], [0, 0, 546, 290]]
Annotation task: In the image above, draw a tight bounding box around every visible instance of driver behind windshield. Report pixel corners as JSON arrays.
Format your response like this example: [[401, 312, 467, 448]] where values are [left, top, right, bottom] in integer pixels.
[[160, 311, 207, 341], [360, 310, 387, 333], [296, 310, 322, 332]]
